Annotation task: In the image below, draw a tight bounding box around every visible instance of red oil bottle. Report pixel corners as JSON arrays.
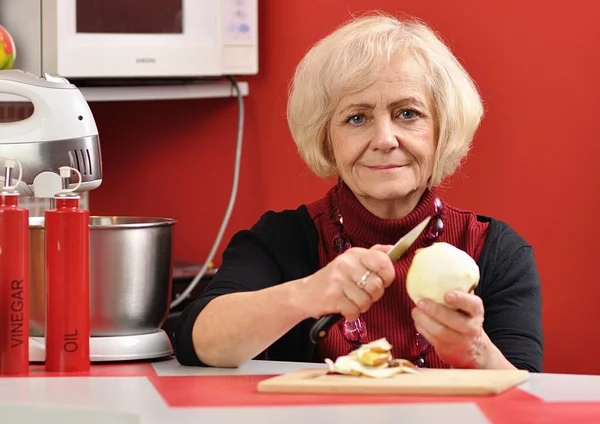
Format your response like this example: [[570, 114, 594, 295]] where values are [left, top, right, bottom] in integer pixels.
[[45, 166, 90, 372]]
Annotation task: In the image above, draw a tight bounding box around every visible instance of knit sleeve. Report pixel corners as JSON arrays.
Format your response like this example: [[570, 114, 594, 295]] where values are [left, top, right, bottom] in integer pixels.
[[478, 222, 544, 372], [172, 206, 319, 366]]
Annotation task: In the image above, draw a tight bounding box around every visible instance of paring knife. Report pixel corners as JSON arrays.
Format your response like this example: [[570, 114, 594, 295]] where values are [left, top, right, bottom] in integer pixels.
[[308, 216, 432, 344]]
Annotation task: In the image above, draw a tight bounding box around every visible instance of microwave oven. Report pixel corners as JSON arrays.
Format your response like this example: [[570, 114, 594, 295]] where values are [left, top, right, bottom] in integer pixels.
[[0, 0, 258, 79]]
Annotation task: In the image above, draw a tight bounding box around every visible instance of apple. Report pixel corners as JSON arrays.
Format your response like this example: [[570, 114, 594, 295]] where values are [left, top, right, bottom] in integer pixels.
[[0, 25, 16, 70], [406, 242, 480, 307]]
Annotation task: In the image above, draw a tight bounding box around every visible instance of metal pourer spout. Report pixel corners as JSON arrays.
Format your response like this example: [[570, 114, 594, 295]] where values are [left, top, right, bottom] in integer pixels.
[[61, 170, 71, 191], [1, 159, 19, 196], [55, 166, 80, 199], [3, 162, 13, 189]]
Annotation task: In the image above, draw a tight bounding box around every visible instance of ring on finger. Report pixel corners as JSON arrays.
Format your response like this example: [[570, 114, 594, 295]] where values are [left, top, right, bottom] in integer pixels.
[[356, 270, 372, 289]]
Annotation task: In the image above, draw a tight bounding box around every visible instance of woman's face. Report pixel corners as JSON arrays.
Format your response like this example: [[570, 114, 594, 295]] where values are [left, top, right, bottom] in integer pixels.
[[329, 55, 436, 218]]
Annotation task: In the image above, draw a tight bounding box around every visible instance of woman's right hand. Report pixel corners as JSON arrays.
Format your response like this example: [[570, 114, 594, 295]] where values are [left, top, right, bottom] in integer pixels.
[[294, 245, 396, 322]]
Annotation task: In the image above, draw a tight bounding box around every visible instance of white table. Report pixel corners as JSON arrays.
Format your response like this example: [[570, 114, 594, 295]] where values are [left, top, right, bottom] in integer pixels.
[[0, 358, 599, 423]]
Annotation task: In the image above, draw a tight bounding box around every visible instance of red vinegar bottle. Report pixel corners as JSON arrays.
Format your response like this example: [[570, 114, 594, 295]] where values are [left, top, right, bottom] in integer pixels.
[[0, 159, 30, 375], [45, 166, 90, 372]]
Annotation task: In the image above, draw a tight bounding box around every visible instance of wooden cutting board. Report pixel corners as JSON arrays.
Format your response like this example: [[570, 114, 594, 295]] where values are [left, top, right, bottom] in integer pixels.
[[257, 368, 529, 396]]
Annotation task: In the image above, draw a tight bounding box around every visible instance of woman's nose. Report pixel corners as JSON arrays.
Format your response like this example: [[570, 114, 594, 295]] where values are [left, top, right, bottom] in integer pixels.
[[370, 118, 398, 151]]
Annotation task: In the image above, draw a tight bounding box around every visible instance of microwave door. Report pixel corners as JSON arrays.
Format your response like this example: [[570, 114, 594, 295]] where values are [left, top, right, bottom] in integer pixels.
[[75, 0, 184, 34], [46, 0, 222, 78]]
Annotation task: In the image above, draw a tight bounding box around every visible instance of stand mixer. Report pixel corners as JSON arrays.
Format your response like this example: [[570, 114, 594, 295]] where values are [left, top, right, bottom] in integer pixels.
[[0, 69, 174, 362]]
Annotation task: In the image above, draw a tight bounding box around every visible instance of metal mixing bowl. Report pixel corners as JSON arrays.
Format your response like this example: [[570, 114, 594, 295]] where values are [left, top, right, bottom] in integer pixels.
[[29, 216, 176, 337]]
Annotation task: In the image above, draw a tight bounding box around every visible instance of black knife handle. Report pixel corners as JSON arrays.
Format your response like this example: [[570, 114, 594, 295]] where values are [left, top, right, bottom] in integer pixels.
[[309, 313, 343, 344]]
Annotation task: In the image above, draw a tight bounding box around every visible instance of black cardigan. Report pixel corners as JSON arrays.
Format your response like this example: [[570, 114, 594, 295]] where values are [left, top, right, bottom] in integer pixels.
[[173, 205, 544, 372]]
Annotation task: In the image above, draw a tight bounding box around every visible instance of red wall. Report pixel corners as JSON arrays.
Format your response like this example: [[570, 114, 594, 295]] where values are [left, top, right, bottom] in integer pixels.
[[89, 1, 600, 375]]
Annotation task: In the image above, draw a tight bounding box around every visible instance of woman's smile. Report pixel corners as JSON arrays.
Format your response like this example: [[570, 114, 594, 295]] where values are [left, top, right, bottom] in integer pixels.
[[365, 164, 405, 171]]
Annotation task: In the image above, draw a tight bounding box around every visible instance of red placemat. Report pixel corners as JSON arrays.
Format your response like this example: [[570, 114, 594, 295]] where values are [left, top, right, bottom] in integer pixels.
[[147, 373, 539, 408], [1, 362, 158, 378], [480, 401, 600, 424], [147, 374, 600, 423]]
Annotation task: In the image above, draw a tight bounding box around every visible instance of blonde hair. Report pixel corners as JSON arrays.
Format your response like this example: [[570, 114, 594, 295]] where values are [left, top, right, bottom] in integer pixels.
[[286, 13, 484, 187]]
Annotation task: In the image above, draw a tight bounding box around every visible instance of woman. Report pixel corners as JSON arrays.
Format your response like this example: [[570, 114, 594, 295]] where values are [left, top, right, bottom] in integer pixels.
[[173, 14, 543, 372]]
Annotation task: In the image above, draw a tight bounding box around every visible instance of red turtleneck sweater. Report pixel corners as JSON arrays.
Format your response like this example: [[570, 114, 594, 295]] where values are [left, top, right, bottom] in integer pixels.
[[305, 183, 490, 368]]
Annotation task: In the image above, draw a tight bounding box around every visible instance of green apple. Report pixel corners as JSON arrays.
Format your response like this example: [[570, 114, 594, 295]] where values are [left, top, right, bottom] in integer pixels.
[[0, 25, 16, 70]]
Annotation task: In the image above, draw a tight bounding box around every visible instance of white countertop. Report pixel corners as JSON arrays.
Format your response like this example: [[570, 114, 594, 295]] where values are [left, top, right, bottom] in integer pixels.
[[0, 358, 599, 423]]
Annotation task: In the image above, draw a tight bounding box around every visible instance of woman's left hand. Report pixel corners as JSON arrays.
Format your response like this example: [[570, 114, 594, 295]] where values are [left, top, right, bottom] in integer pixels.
[[411, 291, 488, 369]]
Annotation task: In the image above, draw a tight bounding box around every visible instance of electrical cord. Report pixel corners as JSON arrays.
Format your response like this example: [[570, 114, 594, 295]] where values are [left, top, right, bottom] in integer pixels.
[[169, 75, 244, 310]]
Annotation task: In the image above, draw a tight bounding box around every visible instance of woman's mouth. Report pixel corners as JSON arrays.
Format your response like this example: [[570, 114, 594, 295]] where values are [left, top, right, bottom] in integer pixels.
[[366, 164, 404, 170]]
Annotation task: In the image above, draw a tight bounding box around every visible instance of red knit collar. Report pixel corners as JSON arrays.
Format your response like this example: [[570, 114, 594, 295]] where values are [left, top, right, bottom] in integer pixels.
[[331, 181, 439, 246]]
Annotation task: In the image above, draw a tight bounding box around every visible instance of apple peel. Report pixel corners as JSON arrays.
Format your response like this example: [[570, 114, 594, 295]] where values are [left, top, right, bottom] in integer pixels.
[[324, 338, 418, 378]]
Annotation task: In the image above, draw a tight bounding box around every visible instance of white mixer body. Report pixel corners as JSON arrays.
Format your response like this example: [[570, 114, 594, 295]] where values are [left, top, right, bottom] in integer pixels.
[[0, 70, 102, 197]]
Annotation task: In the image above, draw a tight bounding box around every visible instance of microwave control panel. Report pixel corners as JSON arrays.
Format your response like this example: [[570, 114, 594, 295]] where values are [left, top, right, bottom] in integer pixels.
[[222, 0, 257, 45]]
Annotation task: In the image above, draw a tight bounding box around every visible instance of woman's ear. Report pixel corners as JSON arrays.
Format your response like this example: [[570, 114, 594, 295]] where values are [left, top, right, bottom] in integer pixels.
[[426, 170, 436, 189]]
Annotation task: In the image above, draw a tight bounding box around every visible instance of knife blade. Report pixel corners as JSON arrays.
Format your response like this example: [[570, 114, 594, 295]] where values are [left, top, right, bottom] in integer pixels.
[[308, 216, 432, 344]]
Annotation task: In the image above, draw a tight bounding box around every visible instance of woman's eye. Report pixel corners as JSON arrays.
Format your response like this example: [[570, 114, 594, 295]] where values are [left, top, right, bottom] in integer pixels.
[[400, 110, 418, 119], [347, 114, 366, 125]]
